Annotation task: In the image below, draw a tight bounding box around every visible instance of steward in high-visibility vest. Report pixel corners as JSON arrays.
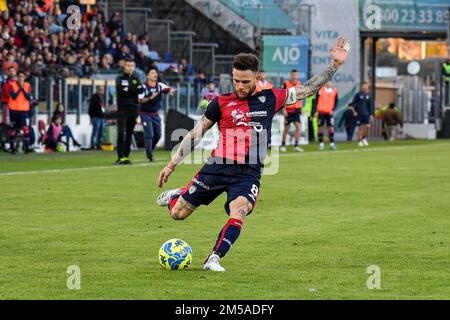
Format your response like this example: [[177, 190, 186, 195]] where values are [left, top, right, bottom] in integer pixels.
[[8, 71, 32, 153], [312, 81, 339, 150], [280, 69, 304, 152]]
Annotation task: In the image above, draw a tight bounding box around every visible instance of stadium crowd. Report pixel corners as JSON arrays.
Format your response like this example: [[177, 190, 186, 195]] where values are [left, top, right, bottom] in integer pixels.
[[0, 0, 198, 80]]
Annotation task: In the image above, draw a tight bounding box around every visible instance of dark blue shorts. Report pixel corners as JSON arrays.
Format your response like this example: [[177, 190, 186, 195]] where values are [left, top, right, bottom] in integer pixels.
[[9, 110, 30, 129], [357, 114, 370, 125], [285, 109, 301, 125], [180, 162, 261, 215]]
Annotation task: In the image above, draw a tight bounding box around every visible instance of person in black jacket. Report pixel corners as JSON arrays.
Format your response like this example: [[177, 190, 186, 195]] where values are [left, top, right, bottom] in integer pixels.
[[338, 103, 358, 142], [88, 86, 105, 150], [115, 58, 144, 165]]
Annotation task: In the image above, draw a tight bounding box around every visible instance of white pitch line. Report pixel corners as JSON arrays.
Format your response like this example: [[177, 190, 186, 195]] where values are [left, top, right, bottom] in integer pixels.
[[281, 142, 450, 158], [0, 161, 165, 177], [0, 143, 449, 177]]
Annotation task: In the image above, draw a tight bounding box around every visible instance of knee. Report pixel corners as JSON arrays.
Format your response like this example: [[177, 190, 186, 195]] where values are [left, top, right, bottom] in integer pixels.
[[169, 207, 187, 221]]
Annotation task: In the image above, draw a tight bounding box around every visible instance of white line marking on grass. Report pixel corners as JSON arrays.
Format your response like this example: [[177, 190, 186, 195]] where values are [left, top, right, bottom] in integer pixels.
[[0, 161, 165, 177], [281, 142, 450, 158], [1, 142, 448, 177]]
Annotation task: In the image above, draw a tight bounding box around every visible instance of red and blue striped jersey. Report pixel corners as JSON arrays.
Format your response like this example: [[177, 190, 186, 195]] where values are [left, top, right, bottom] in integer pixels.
[[204, 88, 288, 173]]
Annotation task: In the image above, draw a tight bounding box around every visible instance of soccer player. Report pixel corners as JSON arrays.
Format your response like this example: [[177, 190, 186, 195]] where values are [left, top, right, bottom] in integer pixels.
[[281, 69, 303, 152], [156, 37, 351, 272], [352, 82, 373, 147], [313, 81, 339, 151], [139, 67, 175, 162]]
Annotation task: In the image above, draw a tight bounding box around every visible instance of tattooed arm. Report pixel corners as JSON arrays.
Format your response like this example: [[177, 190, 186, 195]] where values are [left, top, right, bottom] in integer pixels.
[[295, 36, 351, 100], [158, 115, 215, 188]]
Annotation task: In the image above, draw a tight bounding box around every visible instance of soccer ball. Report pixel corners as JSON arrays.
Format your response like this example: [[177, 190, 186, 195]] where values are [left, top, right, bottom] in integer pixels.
[[159, 239, 192, 270]]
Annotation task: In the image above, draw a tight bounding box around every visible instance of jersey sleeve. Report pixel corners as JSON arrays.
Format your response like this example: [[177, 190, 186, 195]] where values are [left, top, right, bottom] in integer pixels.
[[203, 97, 221, 123], [272, 88, 289, 112]]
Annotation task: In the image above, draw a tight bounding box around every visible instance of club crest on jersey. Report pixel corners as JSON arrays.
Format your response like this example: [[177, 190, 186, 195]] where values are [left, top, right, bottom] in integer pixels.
[[189, 186, 197, 195], [258, 96, 266, 103]]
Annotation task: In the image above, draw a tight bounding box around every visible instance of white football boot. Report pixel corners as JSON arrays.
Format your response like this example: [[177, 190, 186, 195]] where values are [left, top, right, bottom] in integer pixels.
[[330, 143, 337, 151], [294, 146, 304, 152], [319, 142, 325, 151], [156, 187, 184, 206], [280, 146, 287, 152], [358, 140, 365, 147], [363, 139, 369, 146], [203, 254, 226, 272]]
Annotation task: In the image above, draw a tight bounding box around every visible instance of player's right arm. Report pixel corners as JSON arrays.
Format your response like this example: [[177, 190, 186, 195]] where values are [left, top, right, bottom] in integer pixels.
[[158, 99, 219, 188]]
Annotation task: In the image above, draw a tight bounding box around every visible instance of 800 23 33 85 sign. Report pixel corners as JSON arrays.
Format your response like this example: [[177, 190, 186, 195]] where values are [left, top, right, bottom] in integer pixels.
[[360, 0, 450, 32]]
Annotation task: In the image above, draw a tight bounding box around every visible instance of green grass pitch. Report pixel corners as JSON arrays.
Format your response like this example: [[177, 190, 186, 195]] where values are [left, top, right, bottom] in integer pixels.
[[1, 140, 449, 299]]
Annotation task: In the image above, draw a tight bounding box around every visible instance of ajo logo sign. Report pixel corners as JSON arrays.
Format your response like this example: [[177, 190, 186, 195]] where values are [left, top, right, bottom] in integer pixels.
[[272, 44, 301, 65]]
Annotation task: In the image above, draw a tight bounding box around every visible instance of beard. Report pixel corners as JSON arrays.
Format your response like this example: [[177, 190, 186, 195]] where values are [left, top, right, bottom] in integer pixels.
[[235, 84, 257, 100]]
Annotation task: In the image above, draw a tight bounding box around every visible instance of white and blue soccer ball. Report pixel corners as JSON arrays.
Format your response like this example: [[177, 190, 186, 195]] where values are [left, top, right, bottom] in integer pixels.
[[159, 239, 192, 270]]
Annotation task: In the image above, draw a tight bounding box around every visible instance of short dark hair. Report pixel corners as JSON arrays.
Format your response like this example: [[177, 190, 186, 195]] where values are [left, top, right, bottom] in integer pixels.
[[233, 53, 259, 73], [124, 57, 134, 63], [148, 66, 158, 73], [17, 70, 26, 76], [291, 69, 298, 73]]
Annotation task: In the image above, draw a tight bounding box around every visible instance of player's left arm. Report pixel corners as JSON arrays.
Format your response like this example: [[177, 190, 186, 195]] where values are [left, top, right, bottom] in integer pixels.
[[292, 37, 350, 102]]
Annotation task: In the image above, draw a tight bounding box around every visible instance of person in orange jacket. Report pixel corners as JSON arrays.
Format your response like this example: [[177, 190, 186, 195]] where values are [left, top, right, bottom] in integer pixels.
[[8, 70, 32, 153], [312, 81, 339, 151]]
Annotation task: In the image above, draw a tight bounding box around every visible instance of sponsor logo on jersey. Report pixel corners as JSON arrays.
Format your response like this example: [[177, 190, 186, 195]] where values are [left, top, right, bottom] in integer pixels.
[[258, 96, 266, 103], [226, 102, 238, 107], [246, 111, 267, 118]]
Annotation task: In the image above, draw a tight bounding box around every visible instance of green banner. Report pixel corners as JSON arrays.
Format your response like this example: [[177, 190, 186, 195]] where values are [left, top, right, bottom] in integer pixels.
[[262, 36, 309, 83], [360, 0, 450, 32]]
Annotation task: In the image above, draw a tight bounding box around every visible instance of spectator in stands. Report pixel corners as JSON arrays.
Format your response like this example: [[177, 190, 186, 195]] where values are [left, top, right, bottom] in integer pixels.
[[2, 53, 18, 74], [115, 57, 144, 165], [137, 35, 150, 58], [382, 102, 403, 141], [52, 102, 82, 150], [178, 58, 194, 80], [135, 50, 151, 73], [193, 70, 208, 107], [88, 86, 105, 150]]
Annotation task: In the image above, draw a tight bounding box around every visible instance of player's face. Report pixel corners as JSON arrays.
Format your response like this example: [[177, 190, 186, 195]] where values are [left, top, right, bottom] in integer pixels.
[[147, 70, 158, 82], [232, 68, 257, 100]]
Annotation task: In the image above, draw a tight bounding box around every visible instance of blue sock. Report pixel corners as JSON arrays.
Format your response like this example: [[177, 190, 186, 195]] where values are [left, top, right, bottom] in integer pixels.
[[212, 218, 243, 258]]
